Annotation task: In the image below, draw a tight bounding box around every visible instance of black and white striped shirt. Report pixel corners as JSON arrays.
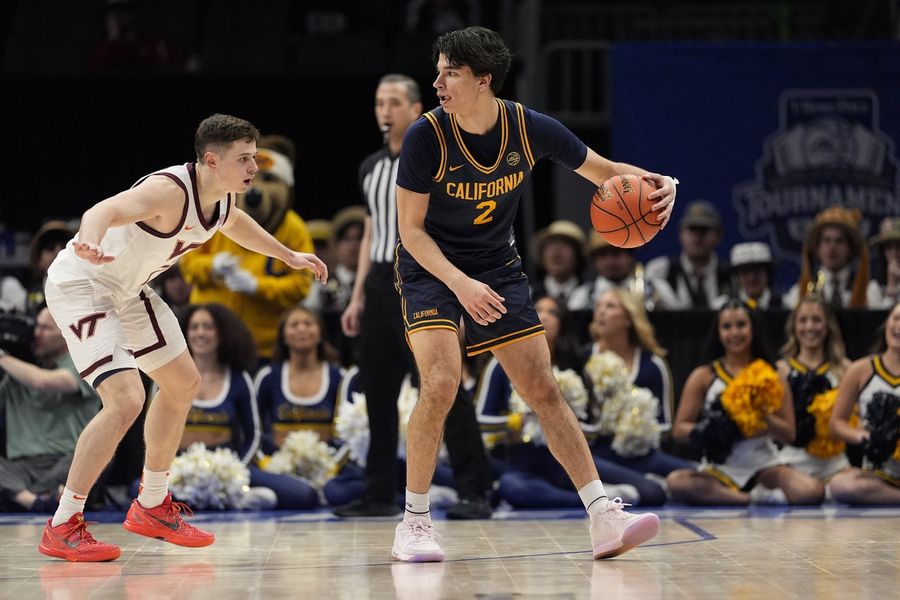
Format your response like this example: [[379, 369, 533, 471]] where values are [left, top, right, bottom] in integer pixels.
[[359, 147, 400, 264]]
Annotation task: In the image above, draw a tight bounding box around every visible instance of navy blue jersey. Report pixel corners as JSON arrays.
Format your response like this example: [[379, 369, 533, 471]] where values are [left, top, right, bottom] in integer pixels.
[[255, 361, 344, 453], [397, 100, 587, 270], [183, 369, 260, 465]]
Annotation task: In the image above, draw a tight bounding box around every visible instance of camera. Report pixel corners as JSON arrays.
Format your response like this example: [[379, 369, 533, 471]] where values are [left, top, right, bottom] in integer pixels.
[[0, 312, 35, 363]]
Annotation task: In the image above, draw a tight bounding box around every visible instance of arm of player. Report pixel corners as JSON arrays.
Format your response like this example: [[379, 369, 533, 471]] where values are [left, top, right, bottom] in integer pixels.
[[341, 216, 373, 337], [75, 176, 183, 264], [220, 207, 327, 283], [397, 186, 507, 326], [0, 352, 79, 394], [574, 148, 677, 228]]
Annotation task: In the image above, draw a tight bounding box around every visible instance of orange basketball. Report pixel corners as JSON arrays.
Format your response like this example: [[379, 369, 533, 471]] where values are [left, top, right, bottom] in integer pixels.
[[590, 174, 661, 249]]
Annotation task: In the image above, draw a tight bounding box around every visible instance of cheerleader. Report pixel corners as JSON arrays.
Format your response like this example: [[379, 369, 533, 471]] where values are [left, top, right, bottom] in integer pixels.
[[667, 299, 824, 505]]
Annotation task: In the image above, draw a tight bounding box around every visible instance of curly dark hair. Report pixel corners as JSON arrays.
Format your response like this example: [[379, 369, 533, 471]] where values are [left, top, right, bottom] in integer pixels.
[[272, 306, 338, 364], [177, 303, 257, 372], [432, 26, 511, 94]]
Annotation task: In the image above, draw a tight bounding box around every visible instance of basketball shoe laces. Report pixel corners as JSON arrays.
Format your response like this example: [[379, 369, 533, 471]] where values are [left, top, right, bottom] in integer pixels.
[[157, 499, 203, 533], [406, 521, 441, 543], [62, 519, 101, 547], [602, 497, 632, 518]]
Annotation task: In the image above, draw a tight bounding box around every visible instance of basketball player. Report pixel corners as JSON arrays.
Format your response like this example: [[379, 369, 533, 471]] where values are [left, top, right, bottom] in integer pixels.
[[38, 114, 327, 562], [392, 27, 676, 561]]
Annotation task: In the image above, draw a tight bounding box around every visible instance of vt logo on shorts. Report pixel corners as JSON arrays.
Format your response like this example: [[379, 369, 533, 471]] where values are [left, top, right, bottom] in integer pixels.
[[69, 312, 108, 341]]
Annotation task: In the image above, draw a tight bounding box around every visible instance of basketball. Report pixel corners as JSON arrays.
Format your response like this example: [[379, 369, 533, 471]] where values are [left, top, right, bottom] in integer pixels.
[[590, 174, 661, 249]]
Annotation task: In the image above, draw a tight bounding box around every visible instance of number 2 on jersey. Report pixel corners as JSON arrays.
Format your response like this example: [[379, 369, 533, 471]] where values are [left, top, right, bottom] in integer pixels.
[[473, 200, 496, 225]]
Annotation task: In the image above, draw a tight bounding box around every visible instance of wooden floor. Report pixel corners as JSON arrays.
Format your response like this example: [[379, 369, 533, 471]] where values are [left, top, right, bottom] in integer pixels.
[[2, 506, 899, 599]]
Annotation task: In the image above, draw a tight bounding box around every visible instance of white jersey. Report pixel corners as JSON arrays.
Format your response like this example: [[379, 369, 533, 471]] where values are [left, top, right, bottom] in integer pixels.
[[48, 163, 232, 299], [859, 356, 900, 479]]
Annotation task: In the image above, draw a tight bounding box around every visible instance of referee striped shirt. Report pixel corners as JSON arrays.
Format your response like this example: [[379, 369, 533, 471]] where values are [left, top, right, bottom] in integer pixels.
[[359, 147, 399, 264]]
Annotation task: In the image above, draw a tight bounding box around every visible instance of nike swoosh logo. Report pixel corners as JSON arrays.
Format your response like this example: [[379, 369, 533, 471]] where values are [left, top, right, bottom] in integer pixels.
[[73, 495, 87, 500], [184, 225, 194, 230], [149, 514, 180, 531], [449, 164, 465, 172]]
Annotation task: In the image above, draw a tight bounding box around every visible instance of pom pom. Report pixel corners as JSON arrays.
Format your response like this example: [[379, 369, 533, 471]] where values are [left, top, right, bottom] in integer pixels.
[[169, 443, 250, 510]]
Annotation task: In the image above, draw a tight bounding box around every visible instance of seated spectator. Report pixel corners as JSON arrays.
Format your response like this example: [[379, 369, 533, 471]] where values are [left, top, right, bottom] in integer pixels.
[[304, 205, 366, 366], [255, 307, 345, 508], [88, 0, 186, 72], [152, 265, 192, 311], [585, 233, 647, 306], [666, 299, 824, 505], [828, 301, 900, 504], [305, 219, 334, 269], [785, 206, 880, 309], [869, 217, 900, 308], [646, 201, 730, 309], [776, 293, 852, 483], [0, 308, 101, 512], [531, 220, 592, 311], [716, 242, 783, 310], [1, 220, 75, 315]]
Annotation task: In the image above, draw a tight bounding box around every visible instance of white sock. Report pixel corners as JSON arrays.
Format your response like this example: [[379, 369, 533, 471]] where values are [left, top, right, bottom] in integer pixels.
[[52, 487, 89, 527], [579, 480, 609, 520], [137, 468, 170, 509], [404, 489, 431, 523]]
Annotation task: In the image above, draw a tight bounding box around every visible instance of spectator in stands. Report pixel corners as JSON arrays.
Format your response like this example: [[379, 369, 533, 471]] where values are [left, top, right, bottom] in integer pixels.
[[531, 220, 592, 311], [716, 242, 783, 310], [776, 293, 852, 485], [254, 306, 344, 508], [666, 299, 824, 505], [88, 0, 186, 72], [828, 301, 900, 504], [0, 220, 75, 315], [646, 201, 730, 310], [869, 217, 900, 308], [303, 205, 366, 366], [0, 308, 101, 512], [152, 265, 192, 311], [784, 206, 880, 309], [586, 232, 640, 305]]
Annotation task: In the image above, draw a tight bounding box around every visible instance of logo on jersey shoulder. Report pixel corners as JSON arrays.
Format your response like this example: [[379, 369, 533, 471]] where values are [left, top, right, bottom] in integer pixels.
[[167, 239, 204, 261], [69, 312, 107, 341], [449, 163, 465, 172], [506, 152, 521, 166], [184, 225, 194, 231], [413, 308, 439, 319]]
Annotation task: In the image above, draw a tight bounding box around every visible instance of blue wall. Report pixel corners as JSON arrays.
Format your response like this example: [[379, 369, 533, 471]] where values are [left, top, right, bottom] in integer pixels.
[[611, 42, 900, 286]]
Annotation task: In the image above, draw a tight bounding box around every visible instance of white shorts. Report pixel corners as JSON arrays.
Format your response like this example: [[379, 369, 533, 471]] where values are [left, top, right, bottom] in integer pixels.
[[700, 435, 781, 490], [44, 278, 186, 387], [777, 445, 849, 481]]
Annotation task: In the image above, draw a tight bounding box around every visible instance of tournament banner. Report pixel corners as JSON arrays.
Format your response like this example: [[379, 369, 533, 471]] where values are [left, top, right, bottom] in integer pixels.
[[610, 42, 900, 286]]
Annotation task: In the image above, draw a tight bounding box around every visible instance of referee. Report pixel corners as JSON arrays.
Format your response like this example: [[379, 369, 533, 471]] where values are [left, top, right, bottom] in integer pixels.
[[336, 74, 494, 519]]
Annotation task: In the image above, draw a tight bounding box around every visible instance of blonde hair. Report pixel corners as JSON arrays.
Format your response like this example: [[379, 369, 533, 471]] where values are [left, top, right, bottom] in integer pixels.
[[779, 292, 848, 379], [591, 288, 667, 357]]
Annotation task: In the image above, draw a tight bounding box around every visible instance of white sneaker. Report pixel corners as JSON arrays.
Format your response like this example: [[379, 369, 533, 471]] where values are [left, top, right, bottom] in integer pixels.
[[391, 520, 445, 562], [749, 485, 788, 505], [590, 498, 660, 559]]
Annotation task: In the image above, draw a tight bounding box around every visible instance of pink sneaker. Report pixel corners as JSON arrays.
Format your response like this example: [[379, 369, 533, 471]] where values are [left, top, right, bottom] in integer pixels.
[[391, 520, 444, 562], [590, 498, 660, 559]]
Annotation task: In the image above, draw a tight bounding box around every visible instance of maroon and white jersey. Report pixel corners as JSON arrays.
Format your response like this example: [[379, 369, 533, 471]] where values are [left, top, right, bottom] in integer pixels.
[[48, 163, 232, 298]]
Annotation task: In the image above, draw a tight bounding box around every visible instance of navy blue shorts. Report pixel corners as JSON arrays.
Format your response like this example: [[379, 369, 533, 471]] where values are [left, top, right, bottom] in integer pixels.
[[395, 247, 544, 356]]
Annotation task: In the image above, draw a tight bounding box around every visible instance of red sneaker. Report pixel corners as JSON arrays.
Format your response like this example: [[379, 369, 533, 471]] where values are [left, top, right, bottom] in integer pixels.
[[38, 514, 121, 562], [122, 494, 215, 547]]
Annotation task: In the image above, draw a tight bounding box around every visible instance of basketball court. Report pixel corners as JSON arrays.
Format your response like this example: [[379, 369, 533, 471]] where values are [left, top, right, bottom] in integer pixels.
[[3, 505, 899, 598]]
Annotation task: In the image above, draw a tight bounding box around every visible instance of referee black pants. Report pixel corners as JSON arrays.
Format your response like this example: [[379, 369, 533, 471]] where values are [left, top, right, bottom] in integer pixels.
[[358, 264, 493, 503]]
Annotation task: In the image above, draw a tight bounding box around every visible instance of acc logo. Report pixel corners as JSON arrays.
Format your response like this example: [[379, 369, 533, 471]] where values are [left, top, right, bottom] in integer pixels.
[[733, 89, 900, 276], [506, 152, 520, 166]]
